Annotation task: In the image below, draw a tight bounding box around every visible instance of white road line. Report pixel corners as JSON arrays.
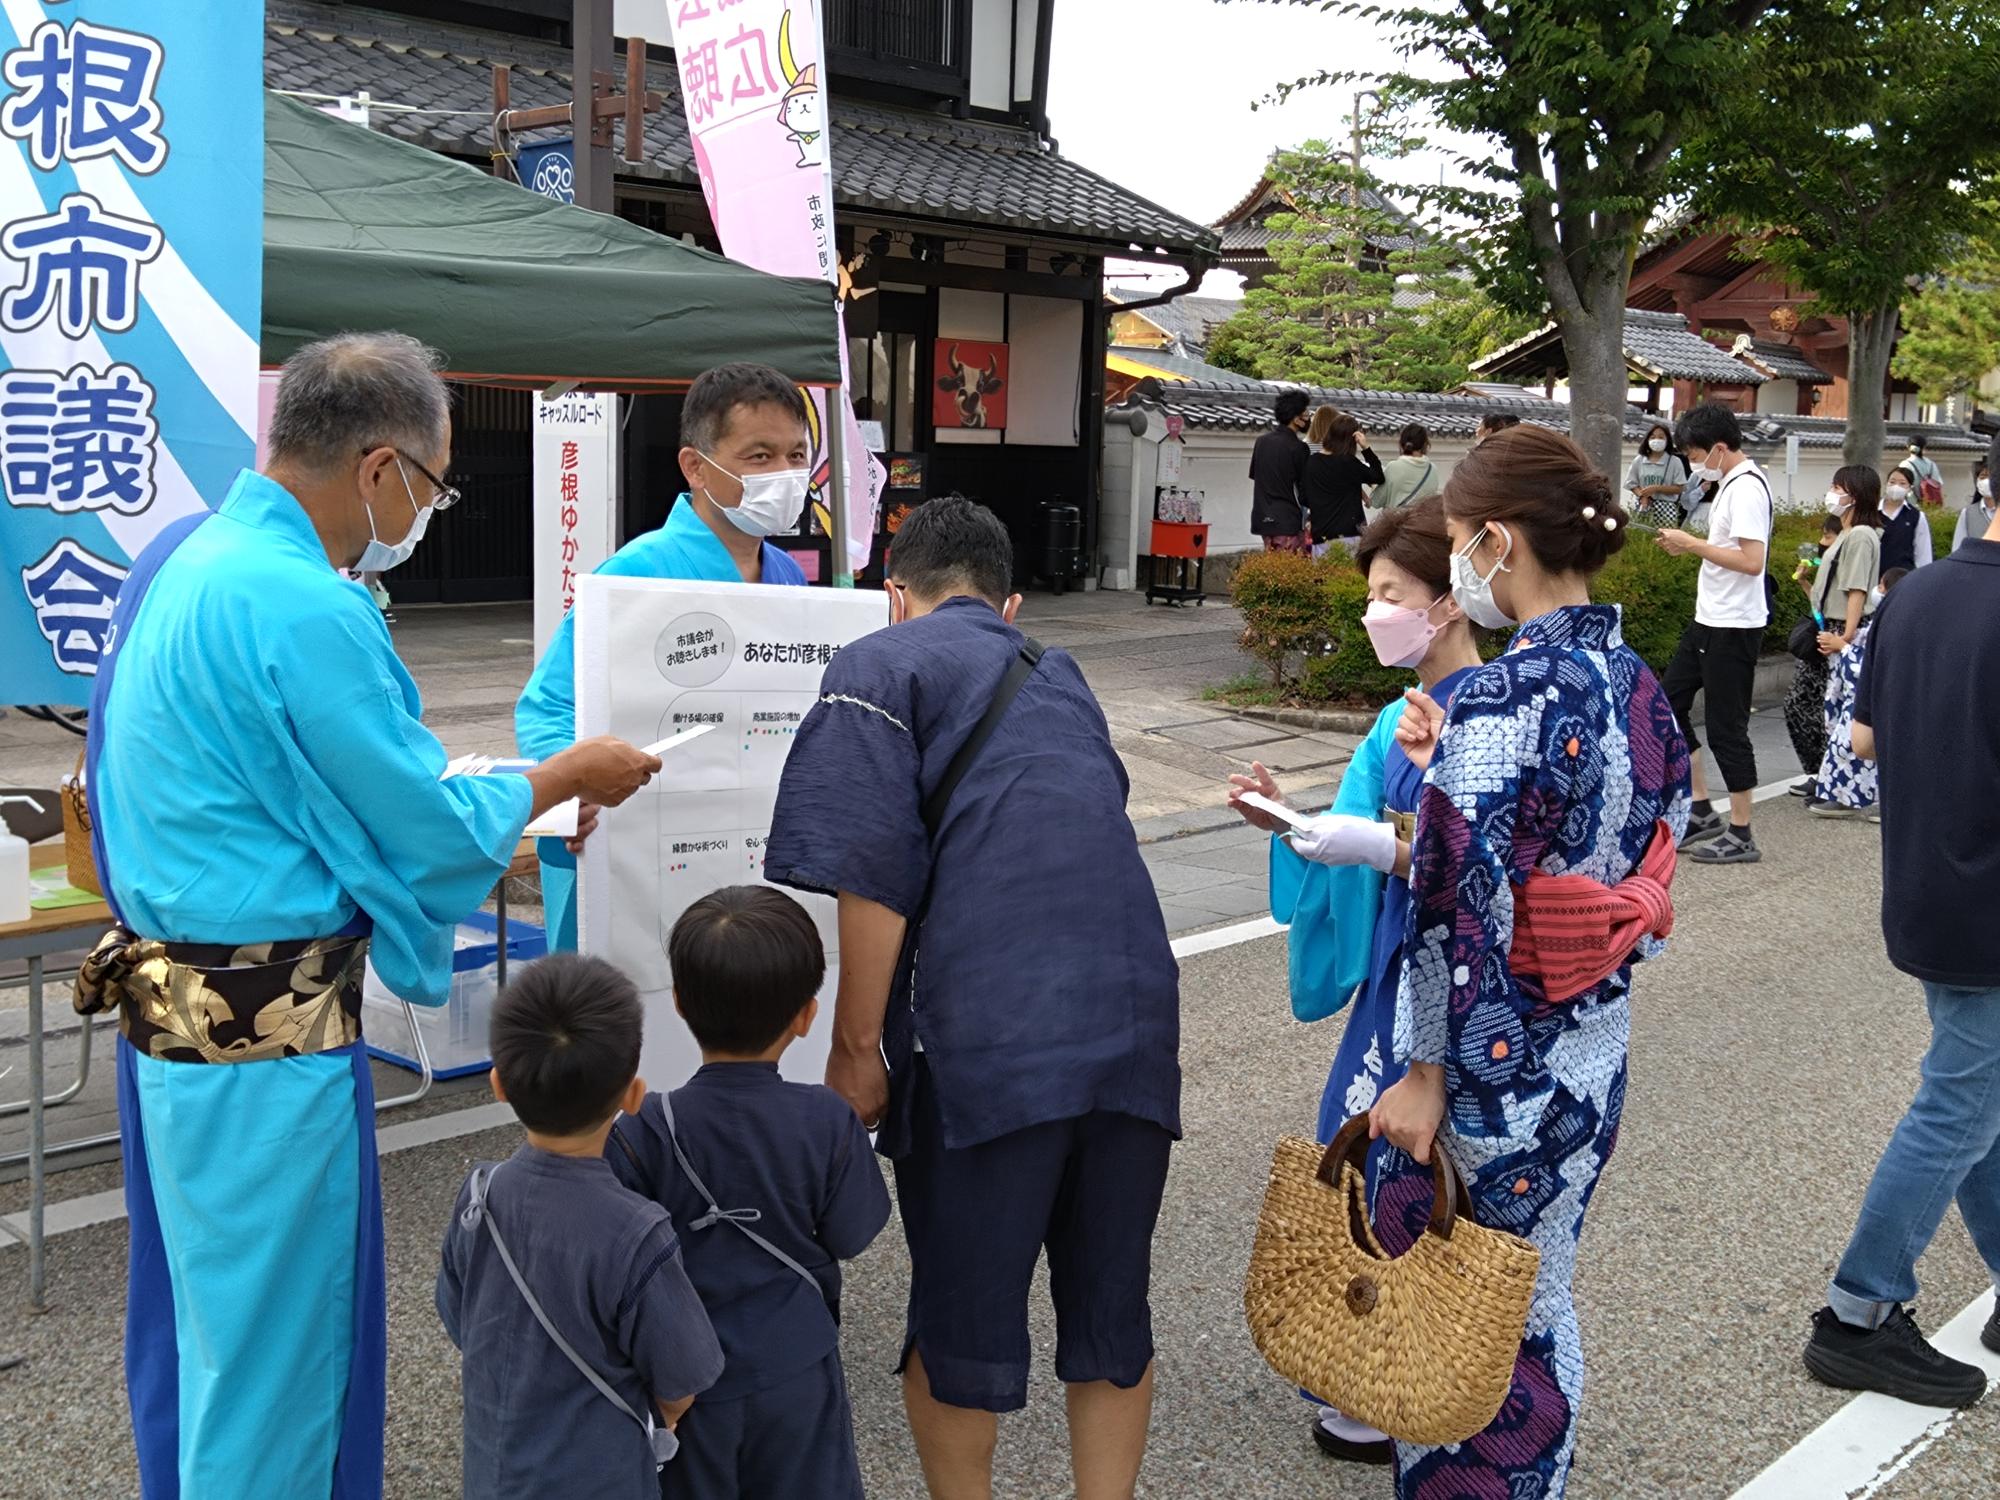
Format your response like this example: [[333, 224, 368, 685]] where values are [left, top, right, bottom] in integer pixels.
[[6, 929, 1297, 1249], [1728, 1292, 2000, 1500], [1753, 776, 1811, 804], [1171, 917, 1285, 959], [1, 1101, 520, 1247]]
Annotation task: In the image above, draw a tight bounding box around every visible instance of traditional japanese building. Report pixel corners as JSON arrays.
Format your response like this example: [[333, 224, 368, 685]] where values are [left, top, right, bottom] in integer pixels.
[[263, 0, 1217, 600], [1211, 167, 1430, 289]]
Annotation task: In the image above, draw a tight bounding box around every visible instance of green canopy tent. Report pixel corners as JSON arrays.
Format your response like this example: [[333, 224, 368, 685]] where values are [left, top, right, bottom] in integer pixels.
[[261, 91, 841, 388]]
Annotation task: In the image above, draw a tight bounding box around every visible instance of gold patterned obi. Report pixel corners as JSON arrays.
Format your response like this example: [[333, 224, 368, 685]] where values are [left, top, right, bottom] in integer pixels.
[[72, 927, 370, 1064]]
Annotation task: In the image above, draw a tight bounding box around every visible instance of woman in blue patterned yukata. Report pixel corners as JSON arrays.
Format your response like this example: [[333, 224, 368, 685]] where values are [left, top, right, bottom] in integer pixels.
[[1371, 425, 1693, 1500], [1228, 498, 1484, 1467]]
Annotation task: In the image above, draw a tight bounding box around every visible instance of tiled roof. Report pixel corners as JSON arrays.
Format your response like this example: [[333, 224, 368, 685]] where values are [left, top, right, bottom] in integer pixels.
[[1472, 308, 1766, 384], [1213, 176, 1428, 258], [1106, 346, 1265, 389], [263, 1, 1217, 256], [1105, 291, 1242, 352], [1114, 377, 1987, 453], [1742, 339, 1835, 385]]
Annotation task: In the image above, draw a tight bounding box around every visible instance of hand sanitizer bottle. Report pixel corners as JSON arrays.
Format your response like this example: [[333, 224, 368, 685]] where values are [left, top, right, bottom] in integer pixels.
[[0, 796, 33, 924]]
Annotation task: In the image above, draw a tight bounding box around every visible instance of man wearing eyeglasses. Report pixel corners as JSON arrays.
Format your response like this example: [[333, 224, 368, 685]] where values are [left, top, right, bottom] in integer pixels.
[[85, 332, 663, 1500]]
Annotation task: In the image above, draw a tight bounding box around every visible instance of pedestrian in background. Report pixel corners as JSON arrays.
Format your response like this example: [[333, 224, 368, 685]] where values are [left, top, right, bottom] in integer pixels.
[[1902, 436, 1945, 506], [1250, 390, 1313, 553], [1952, 460, 1994, 552], [1658, 403, 1773, 865], [1625, 421, 1690, 526], [1801, 433, 2000, 1409], [1783, 512, 1843, 792], [1303, 407, 1383, 556], [1806, 466, 1884, 820], [1371, 423, 1440, 512], [1473, 410, 1520, 446], [1879, 464, 1934, 572]]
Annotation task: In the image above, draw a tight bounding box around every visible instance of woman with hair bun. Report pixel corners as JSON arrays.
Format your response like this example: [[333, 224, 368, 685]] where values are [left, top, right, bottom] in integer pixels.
[[1368, 425, 1693, 1499]]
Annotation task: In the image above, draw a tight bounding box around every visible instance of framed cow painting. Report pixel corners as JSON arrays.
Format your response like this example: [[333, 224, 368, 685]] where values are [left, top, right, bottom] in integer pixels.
[[932, 339, 1010, 431]]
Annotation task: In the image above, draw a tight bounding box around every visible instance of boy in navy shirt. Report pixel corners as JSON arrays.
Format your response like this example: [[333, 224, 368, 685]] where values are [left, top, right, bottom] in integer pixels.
[[610, 885, 891, 1499], [437, 955, 723, 1500]]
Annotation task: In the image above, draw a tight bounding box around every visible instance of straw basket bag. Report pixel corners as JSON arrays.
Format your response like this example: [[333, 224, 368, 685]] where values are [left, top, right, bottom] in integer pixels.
[[61, 752, 101, 897], [1243, 1113, 1540, 1446]]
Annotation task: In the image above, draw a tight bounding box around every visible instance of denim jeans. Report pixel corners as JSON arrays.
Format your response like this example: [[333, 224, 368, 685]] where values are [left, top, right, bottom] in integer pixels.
[[1829, 981, 2000, 1328]]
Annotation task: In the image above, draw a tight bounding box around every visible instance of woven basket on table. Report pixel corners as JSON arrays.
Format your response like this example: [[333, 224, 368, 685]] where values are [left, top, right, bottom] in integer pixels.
[[1244, 1113, 1540, 1446], [61, 751, 101, 897]]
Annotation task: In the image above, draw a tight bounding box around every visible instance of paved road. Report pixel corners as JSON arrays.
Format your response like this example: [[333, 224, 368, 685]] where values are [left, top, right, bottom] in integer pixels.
[[5, 794, 1995, 1498]]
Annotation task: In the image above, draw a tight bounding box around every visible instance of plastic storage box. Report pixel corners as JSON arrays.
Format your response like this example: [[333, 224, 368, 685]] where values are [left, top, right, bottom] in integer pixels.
[[363, 911, 547, 1078]]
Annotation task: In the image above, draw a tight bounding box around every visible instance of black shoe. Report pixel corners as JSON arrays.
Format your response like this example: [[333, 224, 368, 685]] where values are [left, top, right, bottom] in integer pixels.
[[1984, 1300, 1999, 1356], [1804, 1306, 1987, 1408], [1788, 780, 1814, 797], [1689, 827, 1761, 864], [1808, 800, 1869, 821], [1311, 1418, 1394, 1465], [1679, 808, 1725, 847]]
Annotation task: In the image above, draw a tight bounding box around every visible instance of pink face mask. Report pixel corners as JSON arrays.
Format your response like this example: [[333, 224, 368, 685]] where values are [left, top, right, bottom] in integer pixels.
[[1362, 595, 1448, 669]]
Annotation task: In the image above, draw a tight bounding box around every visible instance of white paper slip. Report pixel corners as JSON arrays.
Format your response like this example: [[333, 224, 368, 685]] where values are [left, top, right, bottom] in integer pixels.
[[526, 798, 580, 839], [641, 724, 716, 757], [1236, 791, 1317, 831]]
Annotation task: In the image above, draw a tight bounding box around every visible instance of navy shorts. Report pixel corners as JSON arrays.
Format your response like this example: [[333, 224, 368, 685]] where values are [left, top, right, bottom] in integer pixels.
[[891, 1056, 1173, 1413]]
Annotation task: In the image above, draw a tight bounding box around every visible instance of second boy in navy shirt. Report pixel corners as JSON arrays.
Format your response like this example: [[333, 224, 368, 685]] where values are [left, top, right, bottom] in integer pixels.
[[611, 885, 891, 1499]]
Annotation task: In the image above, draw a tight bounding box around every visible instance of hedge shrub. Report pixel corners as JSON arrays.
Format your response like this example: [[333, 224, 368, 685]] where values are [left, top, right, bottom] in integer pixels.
[[1228, 508, 1942, 705]]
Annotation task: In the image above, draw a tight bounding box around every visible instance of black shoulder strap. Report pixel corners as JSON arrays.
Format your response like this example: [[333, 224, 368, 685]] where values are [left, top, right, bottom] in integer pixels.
[[919, 638, 1044, 838]]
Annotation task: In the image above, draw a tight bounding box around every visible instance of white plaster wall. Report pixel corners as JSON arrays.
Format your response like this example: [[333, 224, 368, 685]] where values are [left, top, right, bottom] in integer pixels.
[[970, 0, 1012, 111]]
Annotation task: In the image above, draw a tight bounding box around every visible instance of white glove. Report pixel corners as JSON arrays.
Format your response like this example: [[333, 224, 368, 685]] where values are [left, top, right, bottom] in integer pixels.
[[1288, 813, 1398, 873]]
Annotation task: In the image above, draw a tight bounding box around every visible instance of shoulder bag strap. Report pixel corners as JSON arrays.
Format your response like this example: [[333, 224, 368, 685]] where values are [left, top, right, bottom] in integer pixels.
[[463, 1167, 671, 1459], [649, 1095, 824, 1295], [921, 638, 1045, 838]]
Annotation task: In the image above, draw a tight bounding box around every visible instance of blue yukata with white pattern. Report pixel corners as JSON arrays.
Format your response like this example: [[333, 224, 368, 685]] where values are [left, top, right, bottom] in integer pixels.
[[1382, 604, 1690, 1500], [515, 496, 807, 947]]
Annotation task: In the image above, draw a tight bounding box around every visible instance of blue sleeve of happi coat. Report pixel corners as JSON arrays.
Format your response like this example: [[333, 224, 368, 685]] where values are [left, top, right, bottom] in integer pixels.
[[1270, 699, 1395, 1022], [816, 1094, 892, 1260], [277, 604, 531, 1006]]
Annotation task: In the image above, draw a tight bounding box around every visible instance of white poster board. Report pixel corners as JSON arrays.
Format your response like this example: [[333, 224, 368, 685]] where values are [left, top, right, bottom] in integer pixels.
[[533, 392, 619, 657], [574, 575, 888, 1089]]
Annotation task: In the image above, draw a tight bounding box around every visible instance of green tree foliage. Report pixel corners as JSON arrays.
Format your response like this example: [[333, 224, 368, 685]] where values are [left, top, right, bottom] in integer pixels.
[[1688, 2, 2000, 461], [1206, 142, 1470, 391], [1228, 0, 1775, 479], [1893, 218, 2000, 406]]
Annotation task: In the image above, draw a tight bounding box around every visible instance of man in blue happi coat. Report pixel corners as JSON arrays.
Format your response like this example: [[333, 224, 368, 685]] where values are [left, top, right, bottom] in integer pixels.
[[764, 497, 1182, 1500], [516, 363, 815, 949], [81, 333, 663, 1500]]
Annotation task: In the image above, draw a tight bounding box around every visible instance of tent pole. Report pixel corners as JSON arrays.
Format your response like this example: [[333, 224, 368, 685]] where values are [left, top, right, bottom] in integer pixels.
[[827, 394, 852, 588]]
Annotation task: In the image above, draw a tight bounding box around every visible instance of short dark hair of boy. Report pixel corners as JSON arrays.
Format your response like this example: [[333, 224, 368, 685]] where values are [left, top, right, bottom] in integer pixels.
[[1274, 390, 1311, 427], [886, 494, 1014, 605], [1478, 411, 1521, 436], [1880, 566, 1910, 592], [681, 362, 808, 455], [670, 886, 826, 1054], [1677, 402, 1744, 455], [489, 953, 644, 1136]]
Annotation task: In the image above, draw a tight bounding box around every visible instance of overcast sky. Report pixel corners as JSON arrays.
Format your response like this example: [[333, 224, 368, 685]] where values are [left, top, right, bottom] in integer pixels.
[[1045, 0, 1479, 296]]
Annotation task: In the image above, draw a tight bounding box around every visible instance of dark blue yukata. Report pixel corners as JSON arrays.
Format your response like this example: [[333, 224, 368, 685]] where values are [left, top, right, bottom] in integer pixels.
[[436, 1146, 723, 1500], [764, 595, 1182, 1412], [608, 1063, 891, 1500]]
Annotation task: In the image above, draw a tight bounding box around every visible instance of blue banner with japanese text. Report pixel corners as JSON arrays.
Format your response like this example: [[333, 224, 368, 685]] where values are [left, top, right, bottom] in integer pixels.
[[0, 1, 262, 706]]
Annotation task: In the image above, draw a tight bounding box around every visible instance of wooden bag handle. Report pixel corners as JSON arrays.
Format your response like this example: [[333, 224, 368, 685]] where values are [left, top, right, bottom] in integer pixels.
[[1316, 1112, 1474, 1242]]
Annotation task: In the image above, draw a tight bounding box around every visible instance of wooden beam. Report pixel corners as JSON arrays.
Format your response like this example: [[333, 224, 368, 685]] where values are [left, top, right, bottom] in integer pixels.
[[1631, 231, 1733, 289]]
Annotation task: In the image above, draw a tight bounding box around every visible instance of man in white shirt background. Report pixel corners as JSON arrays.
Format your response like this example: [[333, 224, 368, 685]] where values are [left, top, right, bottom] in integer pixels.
[[1656, 403, 1773, 866]]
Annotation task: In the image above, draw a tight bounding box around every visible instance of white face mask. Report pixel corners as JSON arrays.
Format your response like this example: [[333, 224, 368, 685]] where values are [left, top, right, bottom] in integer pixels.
[[354, 460, 434, 573], [1885, 484, 1911, 506], [1689, 451, 1722, 483], [701, 454, 810, 538], [1826, 489, 1850, 516], [1648, 437, 1667, 454], [1449, 523, 1516, 628], [1978, 477, 1993, 501]]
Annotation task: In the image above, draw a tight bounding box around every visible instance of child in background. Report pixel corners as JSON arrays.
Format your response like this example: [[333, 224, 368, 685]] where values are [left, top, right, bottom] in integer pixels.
[[611, 886, 891, 1500], [438, 954, 723, 1500]]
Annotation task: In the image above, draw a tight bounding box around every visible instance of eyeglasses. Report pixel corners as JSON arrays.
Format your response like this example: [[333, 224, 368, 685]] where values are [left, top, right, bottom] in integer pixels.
[[396, 451, 462, 512], [362, 447, 462, 512]]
